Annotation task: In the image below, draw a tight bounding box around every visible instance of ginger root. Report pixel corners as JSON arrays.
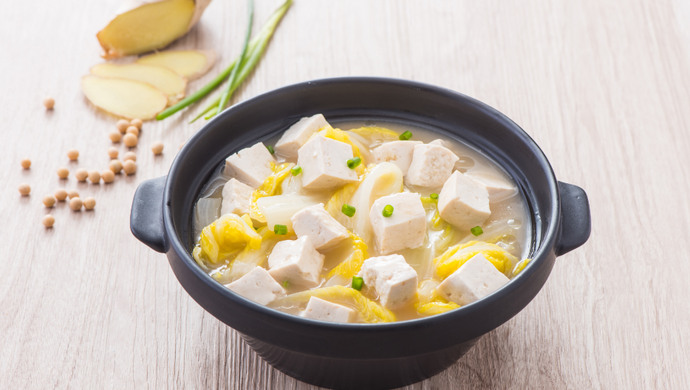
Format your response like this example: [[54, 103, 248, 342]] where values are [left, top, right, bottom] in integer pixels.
[[97, 0, 212, 59], [81, 75, 168, 120], [90, 63, 187, 105], [136, 50, 216, 80]]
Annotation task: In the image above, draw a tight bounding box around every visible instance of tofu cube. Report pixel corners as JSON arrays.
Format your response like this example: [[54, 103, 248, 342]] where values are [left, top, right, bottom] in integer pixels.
[[358, 255, 418, 309], [429, 139, 448, 147], [369, 192, 426, 254], [220, 178, 254, 216], [291, 203, 349, 252], [300, 296, 357, 323], [267, 236, 325, 287], [465, 172, 517, 203], [406, 144, 460, 189], [226, 266, 286, 306], [297, 135, 359, 190], [372, 141, 422, 176], [275, 114, 330, 157], [436, 253, 509, 305], [438, 171, 491, 231], [225, 142, 275, 188]]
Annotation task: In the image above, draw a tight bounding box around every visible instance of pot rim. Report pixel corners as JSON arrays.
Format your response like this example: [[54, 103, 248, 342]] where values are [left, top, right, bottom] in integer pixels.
[[163, 76, 560, 331]]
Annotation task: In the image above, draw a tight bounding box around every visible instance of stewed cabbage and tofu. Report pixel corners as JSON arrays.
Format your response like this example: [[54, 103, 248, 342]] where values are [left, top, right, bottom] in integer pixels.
[[191, 114, 532, 324]]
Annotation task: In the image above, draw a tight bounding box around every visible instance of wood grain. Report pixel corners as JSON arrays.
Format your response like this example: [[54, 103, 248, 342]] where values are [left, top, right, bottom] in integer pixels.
[[1, 0, 689, 388]]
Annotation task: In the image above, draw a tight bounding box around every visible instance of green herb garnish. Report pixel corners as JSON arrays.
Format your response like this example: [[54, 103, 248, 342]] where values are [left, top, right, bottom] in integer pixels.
[[341, 204, 356, 217], [382, 204, 394, 218], [352, 277, 364, 291], [471, 226, 483, 236], [399, 130, 412, 140], [291, 165, 302, 176], [274, 224, 288, 235], [347, 157, 361, 169]]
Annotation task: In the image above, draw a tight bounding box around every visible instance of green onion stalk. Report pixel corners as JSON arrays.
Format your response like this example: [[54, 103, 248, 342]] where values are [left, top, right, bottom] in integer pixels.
[[217, 0, 254, 117], [156, 0, 293, 121]]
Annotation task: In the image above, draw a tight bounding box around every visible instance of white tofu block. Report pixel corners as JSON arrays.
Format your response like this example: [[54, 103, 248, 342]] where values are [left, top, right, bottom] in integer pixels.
[[267, 236, 325, 287], [369, 192, 426, 254], [291, 203, 350, 252], [297, 135, 359, 190], [436, 253, 509, 305], [226, 266, 286, 306], [300, 296, 357, 323], [429, 139, 448, 147], [438, 171, 491, 231], [225, 142, 275, 188], [465, 172, 517, 203], [372, 141, 422, 176], [406, 144, 460, 189], [358, 255, 418, 309], [220, 178, 254, 216], [275, 114, 330, 157]]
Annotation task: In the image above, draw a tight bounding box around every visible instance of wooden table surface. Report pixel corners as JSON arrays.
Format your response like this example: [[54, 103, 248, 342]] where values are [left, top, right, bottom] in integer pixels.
[[2, 0, 689, 388]]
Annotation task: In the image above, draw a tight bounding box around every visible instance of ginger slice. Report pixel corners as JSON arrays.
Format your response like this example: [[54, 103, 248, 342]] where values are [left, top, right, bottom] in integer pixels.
[[90, 63, 187, 105], [81, 75, 168, 120], [97, 0, 212, 59], [136, 50, 216, 80]]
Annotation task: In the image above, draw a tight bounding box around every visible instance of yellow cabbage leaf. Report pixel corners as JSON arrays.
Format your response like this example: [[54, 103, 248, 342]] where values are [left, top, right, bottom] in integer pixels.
[[434, 224, 456, 254], [324, 166, 371, 227], [434, 241, 517, 279], [512, 258, 531, 276], [193, 214, 261, 265], [414, 279, 461, 316], [269, 285, 396, 323], [210, 227, 293, 283], [326, 232, 368, 280], [249, 162, 294, 222], [348, 126, 400, 141]]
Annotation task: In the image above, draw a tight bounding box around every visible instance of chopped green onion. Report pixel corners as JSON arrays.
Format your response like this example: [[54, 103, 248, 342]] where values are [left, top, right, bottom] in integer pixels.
[[399, 131, 412, 140], [352, 276, 364, 291], [216, 0, 254, 117], [347, 157, 361, 169], [282, 280, 289, 288], [274, 224, 288, 235], [291, 165, 302, 176], [266, 145, 275, 154], [382, 204, 394, 218], [341, 204, 356, 217], [471, 226, 483, 236], [430, 193, 439, 200]]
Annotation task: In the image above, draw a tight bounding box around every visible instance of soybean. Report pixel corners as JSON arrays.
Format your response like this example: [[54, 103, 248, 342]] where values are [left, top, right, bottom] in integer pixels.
[[43, 195, 56, 207], [75, 168, 88, 182], [88, 170, 101, 184], [42, 214, 55, 227], [57, 167, 69, 179], [123, 133, 138, 148], [55, 188, 68, 201], [123, 160, 137, 175], [83, 197, 96, 210], [18, 183, 31, 196], [69, 197, 83, 210]]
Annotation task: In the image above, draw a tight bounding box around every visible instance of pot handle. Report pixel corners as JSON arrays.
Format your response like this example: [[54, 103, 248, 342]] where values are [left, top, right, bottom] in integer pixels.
[[130, 176, 167, 253], [555, 181, 591, 256]]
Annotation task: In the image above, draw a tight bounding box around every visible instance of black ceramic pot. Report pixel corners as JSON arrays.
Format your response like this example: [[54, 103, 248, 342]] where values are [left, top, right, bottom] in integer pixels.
[[130, 77, 591, 390]]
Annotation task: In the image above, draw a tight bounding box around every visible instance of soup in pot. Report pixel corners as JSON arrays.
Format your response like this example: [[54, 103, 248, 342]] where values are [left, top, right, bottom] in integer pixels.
[[191, 114, 532, 323]]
